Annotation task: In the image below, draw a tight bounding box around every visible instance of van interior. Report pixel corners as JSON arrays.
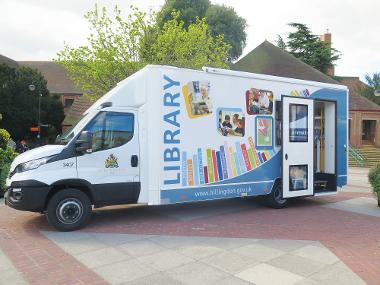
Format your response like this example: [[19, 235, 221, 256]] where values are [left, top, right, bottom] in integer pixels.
[[313, 100, 337, 193]]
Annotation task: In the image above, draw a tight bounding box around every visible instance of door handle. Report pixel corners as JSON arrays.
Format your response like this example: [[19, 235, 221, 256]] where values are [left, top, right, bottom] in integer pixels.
[[131, 155, 138, 167], [285, 153, 288, 160]]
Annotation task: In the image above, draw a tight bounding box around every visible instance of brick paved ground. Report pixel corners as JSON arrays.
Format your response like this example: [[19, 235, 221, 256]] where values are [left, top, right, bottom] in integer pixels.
[[0, 168, 379, 284]]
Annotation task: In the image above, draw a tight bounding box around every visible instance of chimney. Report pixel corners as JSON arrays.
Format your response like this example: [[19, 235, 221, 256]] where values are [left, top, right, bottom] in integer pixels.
[[320, 29, 335, 76]]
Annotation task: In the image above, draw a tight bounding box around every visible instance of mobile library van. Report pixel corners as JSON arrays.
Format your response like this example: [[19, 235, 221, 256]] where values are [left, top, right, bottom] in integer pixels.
[[5, 65, 348, 231]]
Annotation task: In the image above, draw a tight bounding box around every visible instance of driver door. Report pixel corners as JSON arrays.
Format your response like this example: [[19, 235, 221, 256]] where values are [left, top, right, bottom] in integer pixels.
[[76, 109, 140, 204]]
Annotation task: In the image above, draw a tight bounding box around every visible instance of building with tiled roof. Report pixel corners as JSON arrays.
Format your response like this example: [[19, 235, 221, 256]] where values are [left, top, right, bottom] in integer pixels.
[[18, 61, 82, 112], [62, 95, 93, 130], [0, 54, 19, 69], [232, 38, 380, 148]]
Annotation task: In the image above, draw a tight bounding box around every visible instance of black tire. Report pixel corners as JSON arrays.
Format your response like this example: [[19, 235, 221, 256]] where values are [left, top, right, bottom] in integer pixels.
[[265, 181, 288, 209], [46, 188, 92, 231]]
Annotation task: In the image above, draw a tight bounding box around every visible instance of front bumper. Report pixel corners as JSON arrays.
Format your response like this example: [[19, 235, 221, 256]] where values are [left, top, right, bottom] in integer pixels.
[[5, 180, 51, 212]]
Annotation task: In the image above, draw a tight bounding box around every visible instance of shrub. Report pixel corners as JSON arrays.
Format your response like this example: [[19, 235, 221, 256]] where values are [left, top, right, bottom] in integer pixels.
[[0, 147, 18, 192], [368, 164, 380, 199], [0, 128, 11, 150]]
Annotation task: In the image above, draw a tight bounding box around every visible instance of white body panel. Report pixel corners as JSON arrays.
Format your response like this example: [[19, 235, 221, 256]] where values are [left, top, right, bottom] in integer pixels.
[[7, 65, 348, 207]]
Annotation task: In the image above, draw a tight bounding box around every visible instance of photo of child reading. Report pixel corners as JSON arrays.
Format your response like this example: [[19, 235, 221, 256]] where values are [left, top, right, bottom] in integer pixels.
[[246, 88, 273, 115], [218, 110, 245, 137], [186, 81, 213, 116]]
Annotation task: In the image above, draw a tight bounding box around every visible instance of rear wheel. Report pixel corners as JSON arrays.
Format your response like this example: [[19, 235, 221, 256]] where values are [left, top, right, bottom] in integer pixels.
[[265, 181, 288, 208], [46, 188, 92, 231]]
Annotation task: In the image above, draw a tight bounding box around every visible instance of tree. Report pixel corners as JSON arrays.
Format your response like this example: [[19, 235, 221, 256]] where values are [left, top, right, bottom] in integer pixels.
[[157, 0, 210, 28], [205, 4, 246, 61], [276, 35, 287, 51], [57, 5, 230, 100], [276, 23, 341, 74], [359, 72, 380, 105], [157, 0, 246, 61], [145, 12, 230, 69], [0, 64, 64, 141], [57, 5, 149, 101]]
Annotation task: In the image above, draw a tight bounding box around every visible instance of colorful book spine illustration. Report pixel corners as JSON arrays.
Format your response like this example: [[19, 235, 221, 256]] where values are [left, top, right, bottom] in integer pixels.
[[212, 150, 219, 182], [182, 152, 187, 186], [224, 142, 233, 178], [235, 142, 246, 173], [193, 154, 199, 185], [180, 136, 276, 187], [247, 148, 256, 168], [220, 146, 228, 179], [264, 150, 271, 160], [241, 144, 252, 171], [187, 159, 194, 186], [229, 147, 237, 176], [257, 152, 264, 163], [206, 148, 214, 182], [197, 148, 204, 185], [216, 151, 223, 181], [203, 166, 209, 184], [234, 152, 241, 175]]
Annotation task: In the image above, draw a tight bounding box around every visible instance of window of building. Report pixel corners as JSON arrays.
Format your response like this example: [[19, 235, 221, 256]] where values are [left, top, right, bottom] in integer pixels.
[[64, 98, 75, 108]]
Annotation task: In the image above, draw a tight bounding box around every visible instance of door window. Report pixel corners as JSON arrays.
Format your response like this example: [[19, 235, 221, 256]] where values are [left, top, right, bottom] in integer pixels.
[[289, 165, 308, 191], [84, 112, 134, 152], [289, 104, 308, 142]]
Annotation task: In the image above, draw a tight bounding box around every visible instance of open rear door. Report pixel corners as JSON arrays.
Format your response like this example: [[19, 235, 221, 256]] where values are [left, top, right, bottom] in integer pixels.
[[282, 96, 314, 198]]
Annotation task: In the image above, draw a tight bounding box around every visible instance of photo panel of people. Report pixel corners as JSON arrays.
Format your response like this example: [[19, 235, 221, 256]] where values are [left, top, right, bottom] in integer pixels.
[[246, 88, 273, 115], [217, 108, 245, 137], [182, 81, 213, 118]]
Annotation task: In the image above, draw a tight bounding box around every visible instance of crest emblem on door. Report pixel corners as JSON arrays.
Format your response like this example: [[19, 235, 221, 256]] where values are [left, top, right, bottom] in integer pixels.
[[105, 154, 119, 168]]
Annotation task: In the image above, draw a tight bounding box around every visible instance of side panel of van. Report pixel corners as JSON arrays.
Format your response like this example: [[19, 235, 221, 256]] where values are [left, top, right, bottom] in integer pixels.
[[155, 68, 346, 205]]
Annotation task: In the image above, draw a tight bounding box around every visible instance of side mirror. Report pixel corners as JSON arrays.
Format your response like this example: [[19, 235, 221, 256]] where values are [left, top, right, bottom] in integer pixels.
[[75, 131, 92, 153]]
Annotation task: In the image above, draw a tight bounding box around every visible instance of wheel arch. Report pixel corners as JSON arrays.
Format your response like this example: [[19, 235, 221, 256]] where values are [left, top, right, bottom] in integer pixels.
[[45, 179, 95, 209]]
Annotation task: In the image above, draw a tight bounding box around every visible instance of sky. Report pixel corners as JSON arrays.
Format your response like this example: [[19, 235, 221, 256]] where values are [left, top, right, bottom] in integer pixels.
[[0, 0, 379, 81]]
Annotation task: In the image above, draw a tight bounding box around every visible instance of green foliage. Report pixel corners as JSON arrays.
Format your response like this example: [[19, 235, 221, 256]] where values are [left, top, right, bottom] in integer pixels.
[[276, 23, 341, 74], [146, 12, 230, 69], [205, 4, 246, 61], [0, 128, 10, 149], [276, 35, 287, 51], [57, 5, 231, 101], [0, 64, 64, 141], [157, 0, 246, 61], [369, 164, 380, 198], [358, 72, 380, 106], [158, 0, 210, 28], [0, 147, 17, 191], [57, 5, 149, 101]]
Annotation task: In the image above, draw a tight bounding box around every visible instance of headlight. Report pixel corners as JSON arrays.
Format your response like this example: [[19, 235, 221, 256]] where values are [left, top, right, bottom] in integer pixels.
[[16, 156, 55, 173]]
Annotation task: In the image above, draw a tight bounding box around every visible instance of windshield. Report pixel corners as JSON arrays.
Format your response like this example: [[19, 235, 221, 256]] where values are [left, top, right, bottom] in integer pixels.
[[56, 113, 94, 145]]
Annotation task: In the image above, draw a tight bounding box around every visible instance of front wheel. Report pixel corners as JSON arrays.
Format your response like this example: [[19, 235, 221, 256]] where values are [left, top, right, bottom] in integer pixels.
[[265, 182, 288, 209], [46, 188, 92, 231]]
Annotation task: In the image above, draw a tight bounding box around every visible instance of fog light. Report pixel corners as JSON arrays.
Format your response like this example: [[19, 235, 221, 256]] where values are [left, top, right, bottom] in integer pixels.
[[11, 188, 23, 201]]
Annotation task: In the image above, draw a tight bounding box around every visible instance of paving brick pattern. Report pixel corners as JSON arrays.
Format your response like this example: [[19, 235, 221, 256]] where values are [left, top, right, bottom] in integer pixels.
[[44, 232, 365, 285], [0, 190, 379, 284]]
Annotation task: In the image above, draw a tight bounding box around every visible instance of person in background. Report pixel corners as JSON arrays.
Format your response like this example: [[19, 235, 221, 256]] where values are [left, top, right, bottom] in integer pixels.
[[18, 139, 29, 153]]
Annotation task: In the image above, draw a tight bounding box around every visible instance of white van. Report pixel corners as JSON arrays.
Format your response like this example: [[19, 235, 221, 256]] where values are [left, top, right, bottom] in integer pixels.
[[5, 65, 348, 231]]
